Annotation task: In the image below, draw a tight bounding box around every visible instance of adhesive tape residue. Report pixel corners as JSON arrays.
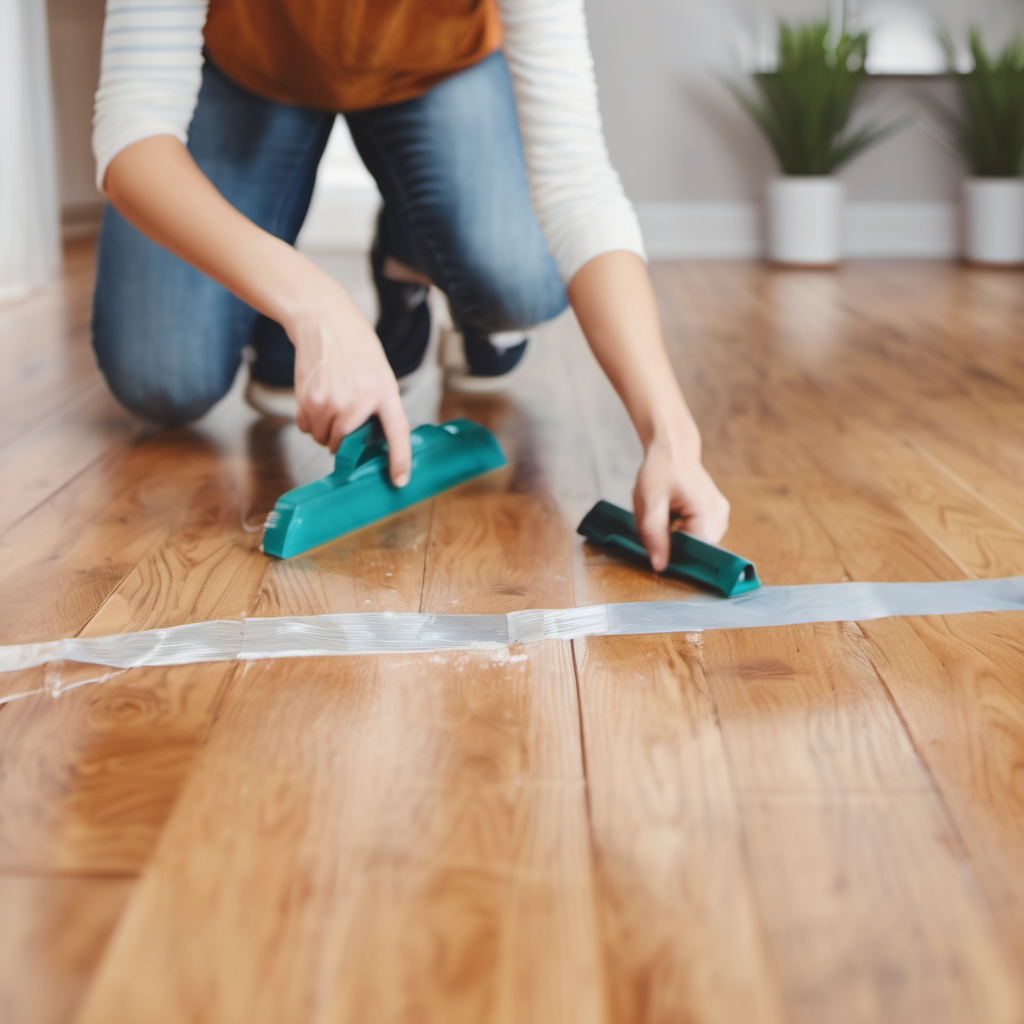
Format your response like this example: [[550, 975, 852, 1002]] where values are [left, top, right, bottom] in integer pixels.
[[1, 576, 1021, 703]]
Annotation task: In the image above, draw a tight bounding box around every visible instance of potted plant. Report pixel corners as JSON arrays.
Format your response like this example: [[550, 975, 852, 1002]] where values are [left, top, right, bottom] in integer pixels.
[[938, 29, 1024, 265], [729, 19, 892, 266]]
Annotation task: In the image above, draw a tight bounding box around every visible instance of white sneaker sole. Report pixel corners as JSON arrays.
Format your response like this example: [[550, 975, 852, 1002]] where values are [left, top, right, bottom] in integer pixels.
[[439, 326, 529, 393], [244, 378, 298, 419]]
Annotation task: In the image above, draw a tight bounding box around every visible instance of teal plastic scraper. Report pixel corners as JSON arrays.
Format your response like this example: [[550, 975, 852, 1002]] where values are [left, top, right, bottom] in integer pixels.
[[577, 500, 760, 597], [262, 418, 506, 558]]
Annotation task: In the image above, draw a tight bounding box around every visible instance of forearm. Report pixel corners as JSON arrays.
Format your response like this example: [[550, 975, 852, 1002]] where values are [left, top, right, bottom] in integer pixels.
[[567, 250, 701, 456], [103, 135, 412, 476], [103, 135, 343, 329]]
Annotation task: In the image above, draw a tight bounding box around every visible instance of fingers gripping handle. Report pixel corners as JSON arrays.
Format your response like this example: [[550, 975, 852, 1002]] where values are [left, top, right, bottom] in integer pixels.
[[578, 500, 760, 598], [331, 419, 386, 479], [332, 420, 457, 481]]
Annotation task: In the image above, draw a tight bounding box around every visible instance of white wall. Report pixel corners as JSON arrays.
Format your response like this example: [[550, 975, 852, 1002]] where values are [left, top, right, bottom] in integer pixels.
[[586, 0, 1024, 205], [2, 0, 61, 298], [46, 0, 1024, 255], [48, 0, 105, 220], [581, 0, 1024, 256]]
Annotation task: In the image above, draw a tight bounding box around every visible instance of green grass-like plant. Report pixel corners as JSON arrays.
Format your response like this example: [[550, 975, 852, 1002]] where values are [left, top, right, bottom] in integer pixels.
[[728, 19, 891, 175], [939, 28, 1024, 177]]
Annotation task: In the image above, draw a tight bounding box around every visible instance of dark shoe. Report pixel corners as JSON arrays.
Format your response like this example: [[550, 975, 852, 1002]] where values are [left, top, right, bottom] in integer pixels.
[[463, 327, 528, 376], [249, 318, 296, 389], [246, 321, 298, 418], [442, 326, 529, 392], [370, 237, 431, 380]]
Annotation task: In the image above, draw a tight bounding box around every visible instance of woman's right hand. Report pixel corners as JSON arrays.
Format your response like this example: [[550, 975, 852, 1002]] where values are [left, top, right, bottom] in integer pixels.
[[102, 138, 412, 487], [286, 278, 413, 488]]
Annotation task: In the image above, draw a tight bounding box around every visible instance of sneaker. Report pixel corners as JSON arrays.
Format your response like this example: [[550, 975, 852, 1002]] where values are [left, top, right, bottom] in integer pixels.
[[371, 236, 432, 382], [442, 325, 529, 392]]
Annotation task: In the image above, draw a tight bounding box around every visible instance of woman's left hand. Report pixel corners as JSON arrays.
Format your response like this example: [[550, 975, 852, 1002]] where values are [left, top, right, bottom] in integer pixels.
[[566, 250, 731, 569], [633, 436, 730, 571]]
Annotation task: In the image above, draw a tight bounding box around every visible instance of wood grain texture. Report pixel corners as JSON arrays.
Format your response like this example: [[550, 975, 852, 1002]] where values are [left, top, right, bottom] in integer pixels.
[[564, 318, 785, 1024], [567, 274, 1024, 1022], [0, 416, 319, 871], [0, 241, 102, 443], [0, 877, 132, 1024], [575, 627, 785, 1024], [701, 486, 1021, 1024], [739, 793, 1020, 1024], [0, 243, 142, 532], [3, 247, 1024, 1023], [79, 400, 604, 1024]]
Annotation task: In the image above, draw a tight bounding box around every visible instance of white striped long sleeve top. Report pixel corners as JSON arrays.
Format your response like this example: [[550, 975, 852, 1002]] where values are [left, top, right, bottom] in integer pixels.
[[92, 0, 646, 283]]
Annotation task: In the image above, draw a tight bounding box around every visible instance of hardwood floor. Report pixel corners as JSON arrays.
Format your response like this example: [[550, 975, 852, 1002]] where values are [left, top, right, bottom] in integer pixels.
[[1, 242, 1024, 1023]]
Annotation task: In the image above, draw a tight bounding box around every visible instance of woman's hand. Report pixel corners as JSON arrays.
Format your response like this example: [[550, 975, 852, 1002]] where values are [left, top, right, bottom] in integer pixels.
[[287, 280, 412, 486], [103, 137, 412, 485], [633, 434, 730, 572], [566, 250, 731, 569]]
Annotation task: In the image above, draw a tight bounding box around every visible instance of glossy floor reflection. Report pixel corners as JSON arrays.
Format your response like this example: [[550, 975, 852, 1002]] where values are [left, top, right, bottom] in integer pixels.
[[1, 245, 1024, 1024]]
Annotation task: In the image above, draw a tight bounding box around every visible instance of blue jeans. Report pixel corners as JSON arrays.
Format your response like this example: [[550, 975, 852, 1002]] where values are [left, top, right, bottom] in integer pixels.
[[92, 51, 567, 425]]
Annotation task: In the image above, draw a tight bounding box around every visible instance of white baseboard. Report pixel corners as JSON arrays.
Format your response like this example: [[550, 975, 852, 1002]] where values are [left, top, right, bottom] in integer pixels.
[[61, 202, 105, 242], [842, 202, 957, 258], [637, 200, 958, 260], [637, 202, 759, 259], [296, 183, 960, 260]]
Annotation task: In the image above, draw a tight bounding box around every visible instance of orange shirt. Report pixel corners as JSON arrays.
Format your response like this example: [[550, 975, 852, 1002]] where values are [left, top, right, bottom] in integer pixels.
[[203, 0, 503, 112]]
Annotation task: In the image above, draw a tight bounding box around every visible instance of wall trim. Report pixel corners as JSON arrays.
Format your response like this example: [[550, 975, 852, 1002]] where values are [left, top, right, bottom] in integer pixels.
[[61, 201, 105, 242], [637, 200, 959, 260], [297, 184, 961, 261]]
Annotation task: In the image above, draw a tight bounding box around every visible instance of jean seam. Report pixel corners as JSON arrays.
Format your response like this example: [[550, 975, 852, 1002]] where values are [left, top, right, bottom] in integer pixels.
[[245, 110, 333, 369], [350, 103, 564, 331], [349, 117, 466, 314], [261, 115, 334, 245]]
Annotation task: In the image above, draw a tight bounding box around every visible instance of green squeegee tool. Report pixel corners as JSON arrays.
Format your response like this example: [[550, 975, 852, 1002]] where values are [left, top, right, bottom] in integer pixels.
[[262, 418, 506, 559], [577, 499, 760, 598]]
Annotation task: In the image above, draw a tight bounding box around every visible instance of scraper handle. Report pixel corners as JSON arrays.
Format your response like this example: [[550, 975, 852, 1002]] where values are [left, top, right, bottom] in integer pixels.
[[332, 420, 460, 482], [332, 419, 387, 479], [577, 500, 761, 598]]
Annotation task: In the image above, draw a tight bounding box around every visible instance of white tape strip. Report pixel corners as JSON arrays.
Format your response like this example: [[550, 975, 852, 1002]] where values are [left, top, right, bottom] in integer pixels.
[[1, 578, 1022, 701]]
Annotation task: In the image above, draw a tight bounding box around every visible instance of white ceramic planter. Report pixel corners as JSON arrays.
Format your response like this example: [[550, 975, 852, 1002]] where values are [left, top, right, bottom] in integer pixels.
[[767, 176, 845, 266], [963, 178, 1024, 265]]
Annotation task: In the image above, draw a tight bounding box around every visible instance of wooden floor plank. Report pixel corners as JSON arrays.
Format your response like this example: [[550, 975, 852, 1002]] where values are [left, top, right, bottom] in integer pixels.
[[0, 242, 95, 383], [5, 250, 1024, 1022], [573, 622, 785, 1024], [740, 792, 1020, 1024], [0, 383, 141, 536], [700, 484, 1023, 1023], [0, 413, 316, 872], [77, 506, 434, 1024], [570, 266, 1024, 1022], [0, 876, 132, 1024], [856, 613, 1024, 971], [0, 242, 125, 474], [793, 484, 1024, 984], [652, 263, 1024, 1008], [553, 310, 786, 1022], [830, 428, 1024, 578], [708, 269, 1024, 1016], [79, 373, 604, 1023]]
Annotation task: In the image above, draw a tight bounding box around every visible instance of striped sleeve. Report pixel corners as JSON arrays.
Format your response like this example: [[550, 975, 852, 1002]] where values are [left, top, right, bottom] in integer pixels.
[[497, 0, 646, 283], [92, 0, 210, 191]]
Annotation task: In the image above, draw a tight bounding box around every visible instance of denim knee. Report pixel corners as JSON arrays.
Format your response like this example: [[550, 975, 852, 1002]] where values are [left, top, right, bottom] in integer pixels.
[[451, 246, 568, 333], [92, 204, 250, 426], [95, 343, 238, 426], [92, 305, 240, 427]]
